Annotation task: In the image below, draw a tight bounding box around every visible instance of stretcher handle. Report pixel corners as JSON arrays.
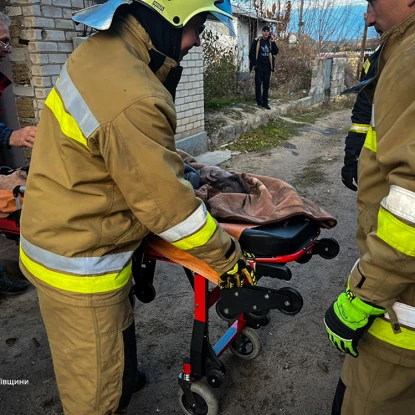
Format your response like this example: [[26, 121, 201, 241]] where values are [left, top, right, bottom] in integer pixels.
[[13, 185, 25, 210]]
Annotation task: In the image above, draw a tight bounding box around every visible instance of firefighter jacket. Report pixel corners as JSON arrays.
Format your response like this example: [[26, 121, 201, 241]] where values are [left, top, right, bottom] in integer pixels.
[[249, 37, 279, 72], [19, 14, 242, 296], [349, 10, 415, 367], [344, 49, 380, 161]]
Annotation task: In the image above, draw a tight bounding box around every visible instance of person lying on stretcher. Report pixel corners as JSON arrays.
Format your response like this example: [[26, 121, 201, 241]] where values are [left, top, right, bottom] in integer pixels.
[[184, 164, 250, 194]]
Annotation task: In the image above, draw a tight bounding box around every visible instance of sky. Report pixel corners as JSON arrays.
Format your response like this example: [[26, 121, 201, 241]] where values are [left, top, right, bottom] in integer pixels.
[[232, 1, 376, 41]]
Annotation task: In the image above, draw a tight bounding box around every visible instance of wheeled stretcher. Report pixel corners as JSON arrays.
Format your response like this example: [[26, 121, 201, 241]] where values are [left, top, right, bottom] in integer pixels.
[[132, 217, 340, 415]]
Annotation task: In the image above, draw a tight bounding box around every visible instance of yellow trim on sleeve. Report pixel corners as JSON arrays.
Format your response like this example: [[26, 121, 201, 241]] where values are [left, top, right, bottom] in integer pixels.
[[350, 123, 369, 134], [172, 213, 217, 251], [364, 126, 377, 152], [377, 207, 415, 257]]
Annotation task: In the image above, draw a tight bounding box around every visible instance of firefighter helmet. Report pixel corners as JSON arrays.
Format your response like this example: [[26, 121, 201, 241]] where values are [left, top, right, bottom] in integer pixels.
[[72, 0, 235, 35]]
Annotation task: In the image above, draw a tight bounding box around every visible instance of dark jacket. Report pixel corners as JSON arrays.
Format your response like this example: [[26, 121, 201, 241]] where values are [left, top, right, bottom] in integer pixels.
[[249, 36, 279, 72], [0, 72, 13, 151], [344, 49, 380, 161], [0, 123, 13, 150]]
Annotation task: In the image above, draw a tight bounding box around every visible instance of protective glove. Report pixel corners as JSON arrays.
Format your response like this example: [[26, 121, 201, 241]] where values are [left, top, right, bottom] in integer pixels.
[[324, 288, 384, 357], [341, 155, 358, 191], [219, 258, 257, 290]]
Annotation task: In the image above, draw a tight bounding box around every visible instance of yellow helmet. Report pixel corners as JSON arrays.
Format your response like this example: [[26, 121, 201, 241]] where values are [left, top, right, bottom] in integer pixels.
[[73, 0, 235, 35]]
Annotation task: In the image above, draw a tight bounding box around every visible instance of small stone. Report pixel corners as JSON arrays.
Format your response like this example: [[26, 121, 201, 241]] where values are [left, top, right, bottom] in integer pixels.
[[318, 362, 329, 373]]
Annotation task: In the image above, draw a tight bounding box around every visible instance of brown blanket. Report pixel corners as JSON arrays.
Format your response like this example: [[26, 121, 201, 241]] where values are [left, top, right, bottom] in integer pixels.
[[178, 150, 336, 230]]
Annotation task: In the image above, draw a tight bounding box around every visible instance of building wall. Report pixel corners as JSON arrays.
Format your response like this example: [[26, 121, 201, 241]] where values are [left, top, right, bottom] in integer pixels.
[[5, 0, 206, 150], [235, 18, 250, 73], [330, 58, 347, 97], [309, 57, 346, 102], [5, 0, 88, 127], [173, 46, 205, 141]]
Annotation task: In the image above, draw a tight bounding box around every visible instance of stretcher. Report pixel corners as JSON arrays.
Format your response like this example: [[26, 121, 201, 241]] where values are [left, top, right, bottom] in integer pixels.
[[0, 185, 339, 415], [132, 218, 339, 415]]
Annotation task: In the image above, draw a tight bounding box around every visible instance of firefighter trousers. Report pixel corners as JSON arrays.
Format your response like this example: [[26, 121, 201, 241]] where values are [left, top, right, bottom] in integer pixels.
[[27, 273, 138, 415], [332, 347, 415, 414]]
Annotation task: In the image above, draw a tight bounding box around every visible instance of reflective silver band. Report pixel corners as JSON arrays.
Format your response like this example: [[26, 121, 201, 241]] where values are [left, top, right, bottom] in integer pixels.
[[385, 302, 415, 329], [20, 235, 134, 275], [56, 64, 99, 139], [381, 185, 415, 224], [158, 203, 208, 243]]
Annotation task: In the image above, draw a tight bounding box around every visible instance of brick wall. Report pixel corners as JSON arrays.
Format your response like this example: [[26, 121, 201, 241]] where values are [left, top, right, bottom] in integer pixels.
[[174, 46, 205, 141], [5, 2, 206, 148], [6, 0, 88, 127]]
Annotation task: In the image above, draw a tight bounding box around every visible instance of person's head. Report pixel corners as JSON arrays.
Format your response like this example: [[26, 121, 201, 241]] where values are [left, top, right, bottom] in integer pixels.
[[365, 0, 415, 35], [199, 166, 250, 194], [73, 0, 235, 62], [262, 25, 271, 39], [180, 14, 207, 61], [0, 13, 12, 64]]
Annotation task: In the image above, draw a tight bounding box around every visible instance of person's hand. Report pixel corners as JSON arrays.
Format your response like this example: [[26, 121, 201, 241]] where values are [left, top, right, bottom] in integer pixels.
[[270, 33, 276, 42], [219, 257, 257, 289], [9, 126, 37, 149], [341, 156, 358, 191], [324, 287, 384, 357]]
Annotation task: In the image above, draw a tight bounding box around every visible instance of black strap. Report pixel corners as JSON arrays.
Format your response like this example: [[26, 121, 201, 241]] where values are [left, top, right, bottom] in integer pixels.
[[225, 239, 236, 259]]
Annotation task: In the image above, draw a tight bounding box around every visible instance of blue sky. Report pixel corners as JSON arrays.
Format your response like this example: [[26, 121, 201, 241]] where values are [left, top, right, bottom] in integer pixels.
[[288, 3, 378, 41]]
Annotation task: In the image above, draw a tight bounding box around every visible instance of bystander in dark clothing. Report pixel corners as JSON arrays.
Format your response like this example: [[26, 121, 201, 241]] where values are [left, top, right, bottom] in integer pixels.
[[249, 26, 279, 110]]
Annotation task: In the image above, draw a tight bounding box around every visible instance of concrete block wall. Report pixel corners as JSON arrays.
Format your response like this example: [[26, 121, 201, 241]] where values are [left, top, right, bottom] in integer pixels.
[[309, 57, 346, 102], [6, 0, 88, 125], [330, 58, 347, 97], [309, 58, 325, 102], [174, 46, 205, 141]]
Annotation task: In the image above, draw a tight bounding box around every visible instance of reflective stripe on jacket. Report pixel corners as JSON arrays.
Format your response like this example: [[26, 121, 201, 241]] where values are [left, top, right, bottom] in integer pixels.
[[349, 10, 415, 367], [344, 49, 380, 159], [20, 14, 241, 294]]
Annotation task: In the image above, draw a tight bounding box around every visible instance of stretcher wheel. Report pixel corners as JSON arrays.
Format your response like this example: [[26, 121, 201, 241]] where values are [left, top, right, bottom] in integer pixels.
[[317, 237, 340, 259], [178, 381, 219, 415], [134, 283, 156, 303], [215, 300, 239, 322], [206, 370, 225, 389], [247, 309, 269, 320], [296, 251, 312, 264], [229, 327, 262, 360], [278, 287, 303, 315]]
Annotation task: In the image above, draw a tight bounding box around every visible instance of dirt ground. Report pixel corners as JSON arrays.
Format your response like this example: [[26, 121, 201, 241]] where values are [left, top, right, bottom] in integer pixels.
[[0, 108, 359, 415]]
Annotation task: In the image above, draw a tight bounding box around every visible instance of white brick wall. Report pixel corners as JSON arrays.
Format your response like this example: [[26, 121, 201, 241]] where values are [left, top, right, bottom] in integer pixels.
[[175, 46, 205, 140]]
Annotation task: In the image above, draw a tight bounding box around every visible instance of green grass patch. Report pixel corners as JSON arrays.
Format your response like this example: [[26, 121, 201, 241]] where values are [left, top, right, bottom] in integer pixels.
[[205, 98, 249, 111], [225, 118, 305, 153]]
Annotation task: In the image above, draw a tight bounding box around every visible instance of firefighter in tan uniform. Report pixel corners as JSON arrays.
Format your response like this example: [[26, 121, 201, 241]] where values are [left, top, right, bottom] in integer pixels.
[[324, 1, 415, 414], [19, 1, 256, 413]]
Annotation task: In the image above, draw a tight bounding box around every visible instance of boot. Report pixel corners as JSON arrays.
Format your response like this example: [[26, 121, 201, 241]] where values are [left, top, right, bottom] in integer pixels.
[[133, 368, 146, 393], [0, 273, 29, 296]]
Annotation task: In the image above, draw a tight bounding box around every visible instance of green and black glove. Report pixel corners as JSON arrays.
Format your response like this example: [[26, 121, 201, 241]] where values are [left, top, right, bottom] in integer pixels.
[[324, 287, 384, 357], [219, 258, 257, 289]]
